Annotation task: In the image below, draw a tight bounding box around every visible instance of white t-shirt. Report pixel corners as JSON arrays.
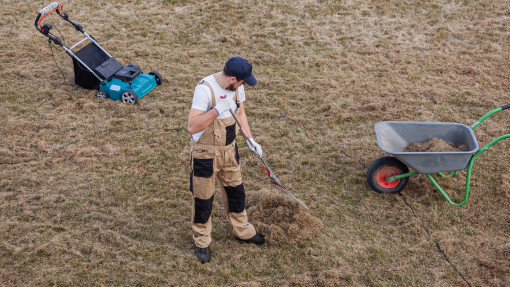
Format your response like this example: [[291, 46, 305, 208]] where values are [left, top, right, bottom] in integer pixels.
[[191, 74, 246, 142]]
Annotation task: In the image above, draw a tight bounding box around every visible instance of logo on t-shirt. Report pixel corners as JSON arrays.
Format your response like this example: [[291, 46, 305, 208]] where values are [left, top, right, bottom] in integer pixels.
[[220, 95, 226, 99]]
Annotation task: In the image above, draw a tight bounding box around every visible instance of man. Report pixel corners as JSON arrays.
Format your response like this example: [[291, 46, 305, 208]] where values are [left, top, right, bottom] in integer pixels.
[[187, 56, 265, 264]]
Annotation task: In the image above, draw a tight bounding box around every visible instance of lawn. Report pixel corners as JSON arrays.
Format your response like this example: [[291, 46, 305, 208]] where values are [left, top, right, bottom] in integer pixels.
[[1, 0, 509, 286]]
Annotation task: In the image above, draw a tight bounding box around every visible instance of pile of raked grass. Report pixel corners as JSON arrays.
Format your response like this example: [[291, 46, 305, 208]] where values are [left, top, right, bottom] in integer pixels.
[[246, 189, 322, 246]]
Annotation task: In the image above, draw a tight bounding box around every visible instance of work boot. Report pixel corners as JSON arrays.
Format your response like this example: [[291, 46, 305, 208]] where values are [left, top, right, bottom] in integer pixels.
[[195, 246, 210, 264], [236, 233, 265, 245]]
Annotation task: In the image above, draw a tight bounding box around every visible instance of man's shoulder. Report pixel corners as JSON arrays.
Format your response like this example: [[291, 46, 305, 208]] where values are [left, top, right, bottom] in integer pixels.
[[196, 75, 218, 97], [197, 74, 215, 86], [196, 75, 212, 90]]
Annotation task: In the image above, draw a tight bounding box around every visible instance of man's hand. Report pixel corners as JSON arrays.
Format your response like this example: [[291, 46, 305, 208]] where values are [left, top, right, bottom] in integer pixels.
[[246, 138, 262, 157], [214, 96, 236, 115]]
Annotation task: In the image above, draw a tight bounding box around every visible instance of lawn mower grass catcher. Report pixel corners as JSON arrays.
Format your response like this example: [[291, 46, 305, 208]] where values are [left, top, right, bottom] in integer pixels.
[[367, 104, 510, 206], [35, 2, 162, 104]]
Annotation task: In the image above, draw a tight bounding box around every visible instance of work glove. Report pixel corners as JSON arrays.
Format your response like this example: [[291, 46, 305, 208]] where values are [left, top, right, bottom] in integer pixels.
[[214, 96, 236, 115], [246, 138, 262, 157]]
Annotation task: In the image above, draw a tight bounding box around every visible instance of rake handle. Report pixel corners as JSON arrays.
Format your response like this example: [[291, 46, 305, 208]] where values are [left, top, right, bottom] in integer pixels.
[[228, 108, 309, 209], [229, 108, 256, 147]]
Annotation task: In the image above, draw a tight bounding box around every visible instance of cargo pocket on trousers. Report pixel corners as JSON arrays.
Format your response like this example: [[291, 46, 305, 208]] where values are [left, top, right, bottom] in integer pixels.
[[193, 158, 214, 178]]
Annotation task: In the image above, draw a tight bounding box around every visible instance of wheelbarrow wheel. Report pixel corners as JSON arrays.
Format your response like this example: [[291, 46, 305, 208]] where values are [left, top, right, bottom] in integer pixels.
[[367, 156, 409, 194]]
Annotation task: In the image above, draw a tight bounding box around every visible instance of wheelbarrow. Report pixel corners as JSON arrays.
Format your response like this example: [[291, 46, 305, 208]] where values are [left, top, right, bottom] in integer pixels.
[[366, 104, 510, 205]]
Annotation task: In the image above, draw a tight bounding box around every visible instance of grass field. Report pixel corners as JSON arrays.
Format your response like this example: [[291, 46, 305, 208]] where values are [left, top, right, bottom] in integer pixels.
[[1, 0, 509, 286]]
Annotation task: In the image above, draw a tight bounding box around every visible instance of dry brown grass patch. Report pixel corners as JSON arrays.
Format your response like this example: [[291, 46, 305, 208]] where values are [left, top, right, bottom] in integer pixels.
[[246, 189, 323, 246], [1, 0, 509, 286]]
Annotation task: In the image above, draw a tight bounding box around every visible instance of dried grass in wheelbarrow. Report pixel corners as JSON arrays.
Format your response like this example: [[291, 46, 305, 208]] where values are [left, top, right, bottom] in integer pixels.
[[246, 190, 322, 246], [404, 138, 469, 152]]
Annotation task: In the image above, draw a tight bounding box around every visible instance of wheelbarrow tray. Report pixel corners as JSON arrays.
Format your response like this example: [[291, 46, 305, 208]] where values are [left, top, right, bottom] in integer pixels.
[[374, 121, 479, 174]]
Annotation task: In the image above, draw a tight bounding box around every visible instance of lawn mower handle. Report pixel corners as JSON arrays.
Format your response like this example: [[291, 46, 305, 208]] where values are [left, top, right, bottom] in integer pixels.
[[34, 2, 63, 45], [39, 2, 59, 15], [35, 2, 59, 29], [56, 6, 85, 33], [35, 2, 57, 31], [35, 2, 84, 39]]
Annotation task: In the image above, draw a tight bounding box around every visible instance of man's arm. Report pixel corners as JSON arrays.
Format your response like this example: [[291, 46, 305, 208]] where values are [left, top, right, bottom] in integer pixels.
[[188, 89, 236, 135], [236, 102, 253, 139], [236, 102, 263, 156], [187, 108, 218, 135]]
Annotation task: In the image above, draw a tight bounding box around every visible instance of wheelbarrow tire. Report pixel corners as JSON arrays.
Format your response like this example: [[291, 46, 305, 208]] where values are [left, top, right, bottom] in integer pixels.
[[367, 156, 409, 194]]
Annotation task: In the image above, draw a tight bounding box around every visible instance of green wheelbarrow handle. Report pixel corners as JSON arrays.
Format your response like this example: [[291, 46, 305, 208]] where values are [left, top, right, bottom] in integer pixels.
[[386, 104, 510, 206]]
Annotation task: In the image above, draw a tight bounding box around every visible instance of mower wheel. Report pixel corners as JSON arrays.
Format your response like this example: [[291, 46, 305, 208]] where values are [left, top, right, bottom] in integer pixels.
[[96, 90, 108, 99], [149, 71, 162, 85], [367, 156, 409, 194], [121, 90, 138, 104]]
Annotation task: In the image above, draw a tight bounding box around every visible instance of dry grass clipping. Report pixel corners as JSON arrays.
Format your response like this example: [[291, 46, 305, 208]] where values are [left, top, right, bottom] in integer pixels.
[[1, 0, 509, 285], [404, 138, 469, 152], [246, 190, 322, 246]]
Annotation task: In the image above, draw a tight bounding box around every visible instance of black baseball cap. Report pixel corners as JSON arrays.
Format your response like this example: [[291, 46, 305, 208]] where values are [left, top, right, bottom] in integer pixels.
[[224, 56, 257, 86]]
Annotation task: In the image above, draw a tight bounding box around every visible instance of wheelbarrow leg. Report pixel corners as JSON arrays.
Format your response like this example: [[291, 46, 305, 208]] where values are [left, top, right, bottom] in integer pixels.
[[425, 174, 470, 206], [386, 171, 418, 182], [426, 134, 510, 206]]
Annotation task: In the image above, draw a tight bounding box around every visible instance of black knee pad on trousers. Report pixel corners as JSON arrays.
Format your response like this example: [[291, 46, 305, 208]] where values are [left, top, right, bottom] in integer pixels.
[[194, 195, 214, 224], [224, 184, 245, 213], [193, 158, 214, 178]]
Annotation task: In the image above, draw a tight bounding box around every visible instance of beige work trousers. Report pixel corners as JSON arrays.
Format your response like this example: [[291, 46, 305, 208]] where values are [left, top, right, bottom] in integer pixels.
[[190, 141, 256, 248]]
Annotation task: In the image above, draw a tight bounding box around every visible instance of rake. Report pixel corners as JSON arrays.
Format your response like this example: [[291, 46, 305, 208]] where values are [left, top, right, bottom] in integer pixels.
[[230, 109, 308, 209]]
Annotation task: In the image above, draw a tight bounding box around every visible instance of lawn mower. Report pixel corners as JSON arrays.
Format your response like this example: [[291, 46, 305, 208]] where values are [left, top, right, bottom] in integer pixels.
[[34, 2, 162, 104], [367, 104, 510, 206]]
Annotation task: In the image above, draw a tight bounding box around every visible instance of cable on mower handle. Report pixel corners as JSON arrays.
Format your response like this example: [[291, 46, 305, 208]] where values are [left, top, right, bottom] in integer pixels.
[[35, 2, 61, 29], [35, 2, 63, 44], [35, 2, 85, 44]]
